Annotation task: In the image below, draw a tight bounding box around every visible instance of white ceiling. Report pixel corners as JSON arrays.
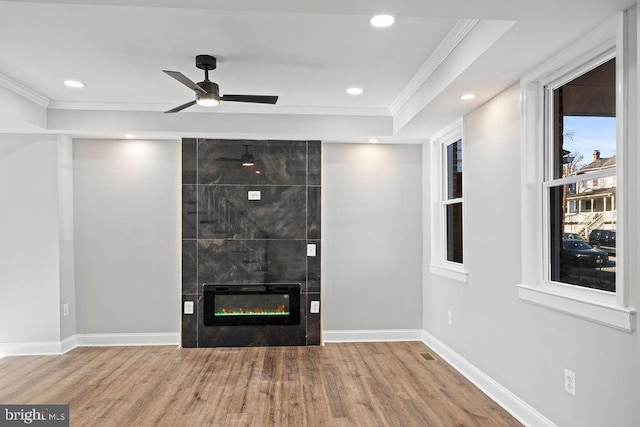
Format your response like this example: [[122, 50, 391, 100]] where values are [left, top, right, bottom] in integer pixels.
[[0, 0, 635, 142]]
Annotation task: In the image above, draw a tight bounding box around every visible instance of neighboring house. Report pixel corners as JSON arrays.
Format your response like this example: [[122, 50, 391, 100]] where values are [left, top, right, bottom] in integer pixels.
[[565, 150, 617, 237]]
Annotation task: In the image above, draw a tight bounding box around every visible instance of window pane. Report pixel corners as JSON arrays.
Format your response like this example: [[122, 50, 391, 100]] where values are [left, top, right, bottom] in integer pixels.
[[552, 58, 616, 179], [446, 139, 463, 199], [549, 179, 616, 292], [446, 202, 463, 263]]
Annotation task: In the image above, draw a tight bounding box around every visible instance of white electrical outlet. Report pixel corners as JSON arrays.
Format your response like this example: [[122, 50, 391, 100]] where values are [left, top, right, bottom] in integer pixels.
[[564, 369, 576, 396], [307, 244, 317, 257], [447, 310, 452, 325], [184, 301, 194, 315], [63, 303, 69, 317], [310, 301, 320, 313], [247, 190, 261, 201]]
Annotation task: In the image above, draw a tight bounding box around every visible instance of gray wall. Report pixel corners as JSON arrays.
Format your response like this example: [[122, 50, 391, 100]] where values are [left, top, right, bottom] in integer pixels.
[[322, 143, 423, 330], [0, 134, 63, 343], [73, 139, 180, 334], [57, 136, 76, 340], [423, 83, 640, 427]]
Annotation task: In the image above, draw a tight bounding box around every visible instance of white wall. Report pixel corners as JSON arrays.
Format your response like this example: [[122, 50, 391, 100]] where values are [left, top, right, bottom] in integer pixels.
[[423, 83, 639, 427], [322, 143, 423, 331], [73, 139, 180, 334], [0, 134, 63, 344], [0, 86, 46, 132]]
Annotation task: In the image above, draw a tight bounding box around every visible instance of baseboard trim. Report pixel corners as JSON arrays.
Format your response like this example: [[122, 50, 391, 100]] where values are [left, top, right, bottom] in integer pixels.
[[0, 333, 179, 357], [322, 329, 423, 343], [76, 333, 180, 347], [0, 340, 63, 356], [61, 335, 78, 354], [421, 331, 555, 427]]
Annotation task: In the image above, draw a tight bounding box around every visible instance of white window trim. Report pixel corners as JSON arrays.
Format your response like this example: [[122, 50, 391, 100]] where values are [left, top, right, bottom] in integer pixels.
[[518, 12, 636, 331], [430, 119, 467, 283]]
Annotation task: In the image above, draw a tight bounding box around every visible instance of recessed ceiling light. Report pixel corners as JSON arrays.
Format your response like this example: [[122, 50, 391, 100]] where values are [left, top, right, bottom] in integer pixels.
[[125, 134, 136, 139], [368, 139, 379, 143], [64, 80, 85, 88], [460, 93, 475, 100], [370, 14, 395, 28], [346, 87, 364, 95]]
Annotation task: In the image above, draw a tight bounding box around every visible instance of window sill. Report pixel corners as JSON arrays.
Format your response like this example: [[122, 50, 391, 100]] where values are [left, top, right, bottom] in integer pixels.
[[517, 283, 636, 332], [430, 264, 468, 283]]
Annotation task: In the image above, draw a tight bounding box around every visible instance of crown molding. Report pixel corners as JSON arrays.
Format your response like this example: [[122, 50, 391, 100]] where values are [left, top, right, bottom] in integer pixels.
[[48, 100, 390, 117], [521, 13, 617, 86], [0, 72, 50, 107], [49, 101, 168, 111], [389, 18, 479, 115]]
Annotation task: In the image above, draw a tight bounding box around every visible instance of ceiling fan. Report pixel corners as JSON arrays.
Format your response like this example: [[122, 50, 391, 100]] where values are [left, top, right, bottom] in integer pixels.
[[163, 55, 278, 113], [216, 145, 256, 167]]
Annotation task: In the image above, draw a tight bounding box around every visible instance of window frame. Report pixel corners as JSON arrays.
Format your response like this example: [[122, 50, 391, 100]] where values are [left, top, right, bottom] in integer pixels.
[[430, 120, 467, 283], [517, 13, 636, 331]]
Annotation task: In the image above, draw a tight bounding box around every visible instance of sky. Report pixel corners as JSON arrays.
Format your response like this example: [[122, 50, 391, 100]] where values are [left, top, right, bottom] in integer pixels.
[[564, 116, 616, 166]]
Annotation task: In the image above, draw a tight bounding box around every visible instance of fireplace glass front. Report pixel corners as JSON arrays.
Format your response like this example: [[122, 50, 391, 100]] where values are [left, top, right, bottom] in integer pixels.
[[203, 284, 300, 326]]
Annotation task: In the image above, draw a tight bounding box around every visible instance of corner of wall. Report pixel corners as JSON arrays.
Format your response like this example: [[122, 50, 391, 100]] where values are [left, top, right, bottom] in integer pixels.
[[57, 135, 77, 341]]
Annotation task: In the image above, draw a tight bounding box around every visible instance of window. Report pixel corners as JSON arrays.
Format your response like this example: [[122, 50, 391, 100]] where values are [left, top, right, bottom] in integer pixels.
[[445, 139, 463, 263], [546, 58, 617, 293], [518, 13, 636, 331], [430, 121, 467, 282]]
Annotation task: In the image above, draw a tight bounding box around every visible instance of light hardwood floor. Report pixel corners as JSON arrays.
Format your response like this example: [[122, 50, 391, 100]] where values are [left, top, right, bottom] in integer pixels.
[[0, 342, 521, 426]]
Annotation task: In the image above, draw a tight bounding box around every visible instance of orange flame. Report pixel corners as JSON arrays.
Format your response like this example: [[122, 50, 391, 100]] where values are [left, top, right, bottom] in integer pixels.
[[216, 305, 289, 316]]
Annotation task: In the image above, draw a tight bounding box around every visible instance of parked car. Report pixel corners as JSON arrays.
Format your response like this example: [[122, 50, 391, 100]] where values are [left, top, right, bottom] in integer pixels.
[[563, 233, 585, 241], [561, 239, 609, 267], [588, 229, 616, 255]]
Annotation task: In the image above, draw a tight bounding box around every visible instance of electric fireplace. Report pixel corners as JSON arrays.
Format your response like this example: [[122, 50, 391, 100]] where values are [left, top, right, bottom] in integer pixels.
[[203, 284, 300, 326]]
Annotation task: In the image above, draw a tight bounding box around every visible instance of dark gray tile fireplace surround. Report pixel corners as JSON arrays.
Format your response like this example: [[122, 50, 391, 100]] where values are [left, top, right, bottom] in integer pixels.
[[181, 139, 321, 347]]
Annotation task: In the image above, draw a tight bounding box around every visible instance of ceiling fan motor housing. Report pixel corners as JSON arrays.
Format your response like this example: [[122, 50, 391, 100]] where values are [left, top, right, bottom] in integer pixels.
[[197, 81, 220, 103]]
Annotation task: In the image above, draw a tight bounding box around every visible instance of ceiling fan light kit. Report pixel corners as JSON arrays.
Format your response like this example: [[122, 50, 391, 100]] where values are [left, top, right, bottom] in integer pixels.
[[163, 54, 278, 113], [195, 81, 220, 106]]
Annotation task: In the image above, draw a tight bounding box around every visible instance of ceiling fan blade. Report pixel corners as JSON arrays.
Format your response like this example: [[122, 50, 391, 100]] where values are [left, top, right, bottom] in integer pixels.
[[221, 95, 278, 104], [165, 100, 197, 113], [163, 70, 206, 94]]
